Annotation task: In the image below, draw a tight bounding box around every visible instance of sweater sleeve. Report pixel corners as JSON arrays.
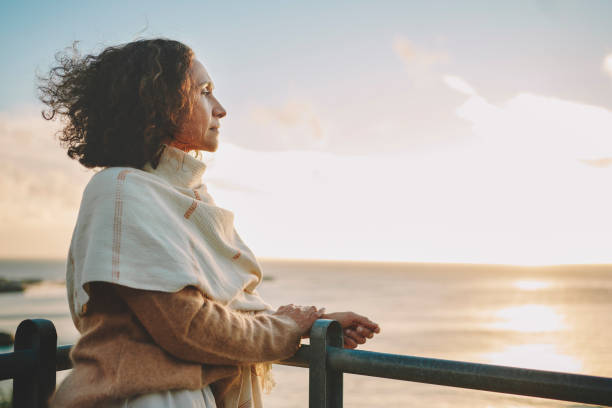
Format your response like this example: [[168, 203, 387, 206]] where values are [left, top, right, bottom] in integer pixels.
[[112, 284, 303, 366]]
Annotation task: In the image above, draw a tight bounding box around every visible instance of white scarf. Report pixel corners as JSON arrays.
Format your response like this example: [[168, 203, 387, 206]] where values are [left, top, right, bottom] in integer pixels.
[[67, 145, 272, 320], [67, 145, 275, 406]]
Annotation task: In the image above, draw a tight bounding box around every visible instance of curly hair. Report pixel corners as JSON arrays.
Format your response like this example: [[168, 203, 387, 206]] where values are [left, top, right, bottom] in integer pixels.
[[38, 38, 196, 169]]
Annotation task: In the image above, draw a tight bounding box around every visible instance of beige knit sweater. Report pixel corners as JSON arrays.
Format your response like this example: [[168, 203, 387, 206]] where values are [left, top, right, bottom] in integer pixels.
[[48, 281, 303, 408]]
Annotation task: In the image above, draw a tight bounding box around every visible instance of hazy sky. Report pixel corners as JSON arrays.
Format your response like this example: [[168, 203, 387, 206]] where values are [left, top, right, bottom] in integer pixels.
[[1, 0, 612, 264]]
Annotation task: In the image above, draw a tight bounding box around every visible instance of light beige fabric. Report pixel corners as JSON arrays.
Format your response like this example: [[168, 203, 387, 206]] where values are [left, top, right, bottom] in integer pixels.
[[68, 145, 271, 321], [48, 282, 302, 408], [223, 366, 264, 408], [50, 146, 302, 407], [105, 385, 217, 408]]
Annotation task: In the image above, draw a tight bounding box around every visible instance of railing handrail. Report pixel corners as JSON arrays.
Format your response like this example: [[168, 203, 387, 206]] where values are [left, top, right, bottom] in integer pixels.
[[328, 346, 612, 404], [2, 319, 612, 407]]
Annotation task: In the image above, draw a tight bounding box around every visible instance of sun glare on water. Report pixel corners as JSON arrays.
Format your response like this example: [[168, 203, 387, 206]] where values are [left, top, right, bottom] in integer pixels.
[[481, 343, 582, 373], [513, 280, 551, 291], [480, 303, 581, 372], [488, 304, 566, 333]]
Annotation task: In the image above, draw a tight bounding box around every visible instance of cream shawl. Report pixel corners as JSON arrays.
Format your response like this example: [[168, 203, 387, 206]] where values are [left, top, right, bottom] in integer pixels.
[[66, 145, 273, 407]]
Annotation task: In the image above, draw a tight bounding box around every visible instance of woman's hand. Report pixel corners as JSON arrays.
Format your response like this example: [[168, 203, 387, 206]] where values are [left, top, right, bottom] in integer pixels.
[[322, 312, 380, 349], [273, 304, 325, 338]]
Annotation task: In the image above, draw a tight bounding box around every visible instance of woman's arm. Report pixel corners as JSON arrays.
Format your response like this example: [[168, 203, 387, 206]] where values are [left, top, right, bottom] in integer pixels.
[[112, 284, 308, 365]]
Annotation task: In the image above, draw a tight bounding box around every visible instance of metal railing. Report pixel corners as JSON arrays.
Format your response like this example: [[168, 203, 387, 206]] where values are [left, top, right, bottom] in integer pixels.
[[1, 319, 612, 407]]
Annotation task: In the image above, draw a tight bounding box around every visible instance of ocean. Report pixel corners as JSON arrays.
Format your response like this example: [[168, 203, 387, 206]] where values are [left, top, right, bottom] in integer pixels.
[[0, 259, 611, 407]]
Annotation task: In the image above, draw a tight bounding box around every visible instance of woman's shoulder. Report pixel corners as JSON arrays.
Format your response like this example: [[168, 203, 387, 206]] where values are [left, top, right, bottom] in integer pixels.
[[83, 166, 154, 198]]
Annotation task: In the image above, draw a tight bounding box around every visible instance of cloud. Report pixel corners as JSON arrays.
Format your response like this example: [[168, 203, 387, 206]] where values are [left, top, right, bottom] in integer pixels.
[[0, 109, 92, 257], [200, 138, 612, 265], [443, 75, 477, 96], [225, 99, 328, 152], [250, 100, 325, 145], [251, 101, 323, 138], [579, 157, 612, 168], [4, 91, 612, 263], [603, 53, 612, 77], [206, 177, 266, 194], [205, 142, 341, 196], [444, 75, 612, 162], [0, 161, 84, 225], [393, 37, 449, 85], [393, 37, 449, 68]]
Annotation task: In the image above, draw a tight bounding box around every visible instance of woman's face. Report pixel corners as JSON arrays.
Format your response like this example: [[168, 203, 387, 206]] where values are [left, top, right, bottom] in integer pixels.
[[171, 58, 226, 152]]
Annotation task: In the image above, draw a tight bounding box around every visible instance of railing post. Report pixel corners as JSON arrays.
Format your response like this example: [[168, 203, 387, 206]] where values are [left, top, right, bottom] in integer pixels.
[[309, 319, 343, 408], [13, 319, 58, 408]]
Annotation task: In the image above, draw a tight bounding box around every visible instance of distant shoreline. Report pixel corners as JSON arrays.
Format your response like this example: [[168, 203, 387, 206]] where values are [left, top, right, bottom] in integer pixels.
[[2, 257, 612, 268]]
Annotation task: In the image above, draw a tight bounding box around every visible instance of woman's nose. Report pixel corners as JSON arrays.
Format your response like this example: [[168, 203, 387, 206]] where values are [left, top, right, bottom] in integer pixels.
[[213, 99, 227, 118]]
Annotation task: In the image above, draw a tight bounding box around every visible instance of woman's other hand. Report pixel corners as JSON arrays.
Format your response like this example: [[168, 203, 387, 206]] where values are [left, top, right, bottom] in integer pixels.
[[274, 304, 325, 338], [322, 312, 380, 349]]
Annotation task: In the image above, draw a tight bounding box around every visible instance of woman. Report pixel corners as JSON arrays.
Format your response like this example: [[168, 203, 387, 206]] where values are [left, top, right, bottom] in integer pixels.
[[39, 38, 380, 408]]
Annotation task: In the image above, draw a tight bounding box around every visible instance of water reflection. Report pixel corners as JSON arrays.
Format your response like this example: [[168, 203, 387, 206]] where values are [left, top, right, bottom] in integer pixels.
[[488, 304, 566, 332], [481, 343, 582, 373], [513, 279, 551, 291], [481, 302, 581, 374]]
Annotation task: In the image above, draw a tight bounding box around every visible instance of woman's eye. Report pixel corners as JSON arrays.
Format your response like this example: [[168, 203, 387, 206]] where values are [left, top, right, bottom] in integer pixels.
[[201, 89, 211, 95]]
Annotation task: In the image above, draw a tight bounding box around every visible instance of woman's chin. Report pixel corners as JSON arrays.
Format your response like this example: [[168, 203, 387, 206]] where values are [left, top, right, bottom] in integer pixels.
[[200, 140, 219, 153], [204, 132, 219, 151]]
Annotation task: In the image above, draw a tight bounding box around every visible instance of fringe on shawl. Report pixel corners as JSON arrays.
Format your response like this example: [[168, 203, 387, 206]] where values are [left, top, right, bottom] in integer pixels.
[[253, 362, 276, 394]]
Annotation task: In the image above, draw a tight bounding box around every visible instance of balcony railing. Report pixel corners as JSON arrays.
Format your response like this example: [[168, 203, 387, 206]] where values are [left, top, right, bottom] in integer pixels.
[[1, 318, 612, 407]]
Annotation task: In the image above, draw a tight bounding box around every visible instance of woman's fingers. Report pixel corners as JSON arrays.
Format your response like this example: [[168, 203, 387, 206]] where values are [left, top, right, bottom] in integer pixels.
[[344, 328, 366, 344], [343, 336, 358, 349], [355, 325, 374, 339], [352, 314, 380, 333], [274, 304, 326, 337]]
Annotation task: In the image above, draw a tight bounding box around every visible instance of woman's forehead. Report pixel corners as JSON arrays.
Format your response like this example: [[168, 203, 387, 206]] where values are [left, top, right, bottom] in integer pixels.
[[191, 59, 211, 85]]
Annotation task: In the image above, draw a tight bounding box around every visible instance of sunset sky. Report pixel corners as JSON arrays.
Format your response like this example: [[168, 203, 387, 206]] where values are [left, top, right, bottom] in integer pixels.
[[1, 0, 612, 264]]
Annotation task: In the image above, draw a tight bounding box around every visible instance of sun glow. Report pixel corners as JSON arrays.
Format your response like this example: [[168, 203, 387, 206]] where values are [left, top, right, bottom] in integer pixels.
[[488, 304, 566, 333], [481, 343, 582, 372]]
